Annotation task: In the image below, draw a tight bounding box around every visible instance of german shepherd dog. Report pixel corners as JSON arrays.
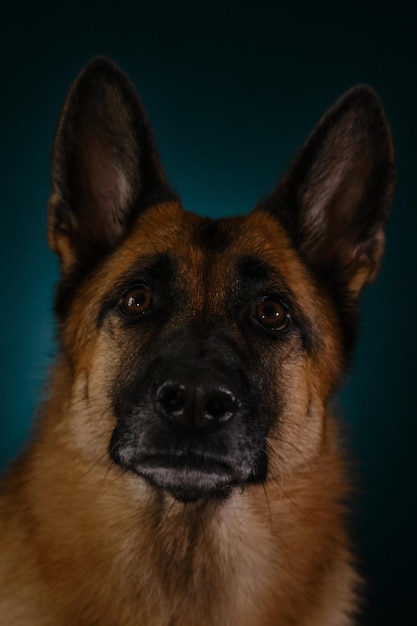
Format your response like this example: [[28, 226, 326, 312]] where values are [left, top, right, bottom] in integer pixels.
[[0, 58, 395, 625]]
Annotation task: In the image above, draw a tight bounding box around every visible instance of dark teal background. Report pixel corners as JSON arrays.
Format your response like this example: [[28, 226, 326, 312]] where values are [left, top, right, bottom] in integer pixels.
[[1, 2, 416, 624]]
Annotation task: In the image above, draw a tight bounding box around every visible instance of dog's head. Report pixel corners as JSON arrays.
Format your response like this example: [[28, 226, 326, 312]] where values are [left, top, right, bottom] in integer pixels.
[[47, 58, 394, 502]]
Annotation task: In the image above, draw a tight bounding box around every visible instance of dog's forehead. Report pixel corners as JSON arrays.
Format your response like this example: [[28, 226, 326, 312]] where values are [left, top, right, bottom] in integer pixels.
[[87, 201, 329, 324], [125, 202, 298, 272], [94, 201, 320, 317], [125, 204, 335, 328]]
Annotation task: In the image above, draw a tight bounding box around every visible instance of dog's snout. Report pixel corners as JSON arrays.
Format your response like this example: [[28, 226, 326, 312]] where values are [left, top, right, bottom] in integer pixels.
[[154, 379, 238, 430]]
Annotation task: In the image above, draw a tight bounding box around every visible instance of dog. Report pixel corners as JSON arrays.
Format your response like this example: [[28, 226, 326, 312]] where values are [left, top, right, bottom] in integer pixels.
[[0, 57, 395, 625]]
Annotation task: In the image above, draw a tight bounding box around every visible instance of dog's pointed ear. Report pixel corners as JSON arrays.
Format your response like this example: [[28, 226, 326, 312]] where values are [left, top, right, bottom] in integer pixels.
[[257, 86, 395, 297], [48, 57, 176, 273]]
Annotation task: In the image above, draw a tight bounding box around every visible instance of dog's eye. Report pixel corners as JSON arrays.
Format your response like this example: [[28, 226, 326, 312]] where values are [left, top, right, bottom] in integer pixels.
[[255, 296, 289, 331], [120, 287, 153, 316]]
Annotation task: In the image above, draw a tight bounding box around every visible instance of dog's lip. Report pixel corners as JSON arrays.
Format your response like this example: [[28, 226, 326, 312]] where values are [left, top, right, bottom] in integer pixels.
[[112, 446, 263, 502], [131, 453, 239, 502], [128, 451, 240, 491], [134, 451, 234, 474]]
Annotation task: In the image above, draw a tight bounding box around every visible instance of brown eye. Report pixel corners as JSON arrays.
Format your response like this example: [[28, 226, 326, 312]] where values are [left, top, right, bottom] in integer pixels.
[[120, 287, 152, 316], [256, 296, 289, 331]]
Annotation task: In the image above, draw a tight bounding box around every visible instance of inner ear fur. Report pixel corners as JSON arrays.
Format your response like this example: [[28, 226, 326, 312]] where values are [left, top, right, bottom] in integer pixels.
[[258, 85, 396, 297], [48, 57, 177, 273]]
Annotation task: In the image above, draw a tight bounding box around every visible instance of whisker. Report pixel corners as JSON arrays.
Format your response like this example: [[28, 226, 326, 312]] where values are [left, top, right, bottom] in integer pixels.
[[279, 418, 322, 436], [261, 482, 273, 532], [266, 434, 315, 477]]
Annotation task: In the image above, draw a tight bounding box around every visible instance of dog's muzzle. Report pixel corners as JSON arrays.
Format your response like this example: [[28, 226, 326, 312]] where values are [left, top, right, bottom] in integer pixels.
[[109, 337, 268, 502]]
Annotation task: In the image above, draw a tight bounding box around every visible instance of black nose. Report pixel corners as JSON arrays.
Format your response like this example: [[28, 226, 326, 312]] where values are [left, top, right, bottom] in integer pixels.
[[154, 379, 238, 430]]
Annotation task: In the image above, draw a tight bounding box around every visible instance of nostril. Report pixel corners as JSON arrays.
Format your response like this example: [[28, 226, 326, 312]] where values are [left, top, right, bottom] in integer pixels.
[[155, 382, 187, 418], [204, 388, 237, 423], [154, 379, 239, 430]]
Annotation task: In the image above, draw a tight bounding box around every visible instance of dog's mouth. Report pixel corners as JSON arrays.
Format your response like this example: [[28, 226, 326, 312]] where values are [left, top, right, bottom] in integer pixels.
[[111, 444, 259, 503], [136, 454, 238, 502]]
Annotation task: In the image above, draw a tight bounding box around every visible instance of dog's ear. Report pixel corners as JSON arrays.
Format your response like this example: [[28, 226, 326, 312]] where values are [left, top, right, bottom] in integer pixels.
[[48, 57, 176, 273], [258, 86, 395, 297]]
